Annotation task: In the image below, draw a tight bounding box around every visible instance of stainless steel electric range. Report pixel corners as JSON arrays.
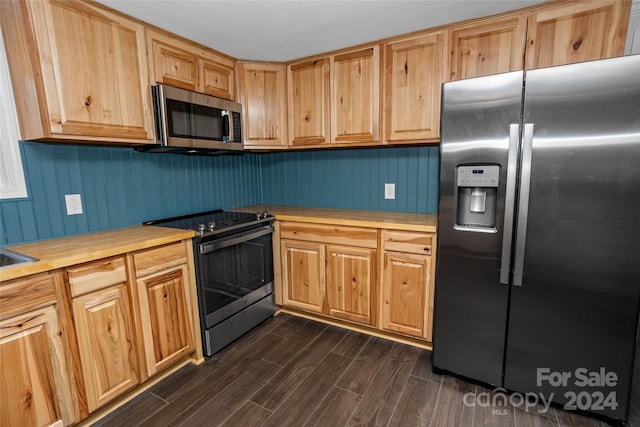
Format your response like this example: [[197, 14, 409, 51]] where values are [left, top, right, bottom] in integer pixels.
[[144, 209, 276, 356]]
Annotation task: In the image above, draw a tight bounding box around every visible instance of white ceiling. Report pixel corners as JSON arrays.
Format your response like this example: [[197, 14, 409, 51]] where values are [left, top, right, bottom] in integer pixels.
[[97, 0, 545, 62]]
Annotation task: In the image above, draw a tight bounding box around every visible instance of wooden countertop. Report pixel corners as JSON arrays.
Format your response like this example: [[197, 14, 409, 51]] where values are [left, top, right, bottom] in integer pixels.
[[242, 205, 438, 232], [1, 226, 195, 282]]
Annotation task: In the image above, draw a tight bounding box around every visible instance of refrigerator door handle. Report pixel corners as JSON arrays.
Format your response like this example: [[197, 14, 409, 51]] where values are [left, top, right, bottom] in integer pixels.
[[513, 123, 534, 287], [500, 123, 521, 285]]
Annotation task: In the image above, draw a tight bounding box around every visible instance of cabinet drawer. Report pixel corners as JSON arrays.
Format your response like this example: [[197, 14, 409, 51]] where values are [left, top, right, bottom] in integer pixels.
[[382, 230, 434, 254], [0, 273, 56, 320], [280, 222, 377, 249], [67, 257, 127, 298], [134, 242, 188, 278]]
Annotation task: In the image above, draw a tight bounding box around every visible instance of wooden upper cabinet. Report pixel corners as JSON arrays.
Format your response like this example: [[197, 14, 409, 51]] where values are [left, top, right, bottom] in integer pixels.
[[287, 58, 331, 146], [384, 32, 444, 143], [149, 40, 198, 91], [331, 46, 381, 143], [525, 0, 631, 70], [201, 59, 234, 99], [287, 46, 380, 147], [448, 15, 527, 81], [147, 29, 235, 100], [237, 62, 288, 147], [1, 0, 154, 143]]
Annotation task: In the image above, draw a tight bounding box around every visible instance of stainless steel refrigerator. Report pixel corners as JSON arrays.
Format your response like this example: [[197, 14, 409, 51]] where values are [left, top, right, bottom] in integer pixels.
[[432, 54, 640, 422]]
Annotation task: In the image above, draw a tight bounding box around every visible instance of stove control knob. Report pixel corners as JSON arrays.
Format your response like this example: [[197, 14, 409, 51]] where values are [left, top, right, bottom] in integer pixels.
[[208, 221, 216, 231], [257, 210, 268, 219], [197, 223, 206, 232]]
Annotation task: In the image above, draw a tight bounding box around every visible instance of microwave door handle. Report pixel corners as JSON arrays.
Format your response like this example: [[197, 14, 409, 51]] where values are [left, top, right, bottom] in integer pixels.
[[222, 111, 230, 141]]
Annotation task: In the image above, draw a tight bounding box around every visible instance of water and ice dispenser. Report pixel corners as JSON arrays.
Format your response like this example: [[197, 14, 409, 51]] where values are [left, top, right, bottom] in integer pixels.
[[455, 165, 499, 232]]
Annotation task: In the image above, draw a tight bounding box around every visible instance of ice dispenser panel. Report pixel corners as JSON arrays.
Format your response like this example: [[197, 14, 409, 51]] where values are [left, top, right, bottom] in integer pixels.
[[455, 165, 499, 232]]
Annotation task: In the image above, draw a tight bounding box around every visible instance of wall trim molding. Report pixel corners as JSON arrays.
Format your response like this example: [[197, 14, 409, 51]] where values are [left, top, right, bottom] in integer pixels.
[[0, 27, 28, 200]]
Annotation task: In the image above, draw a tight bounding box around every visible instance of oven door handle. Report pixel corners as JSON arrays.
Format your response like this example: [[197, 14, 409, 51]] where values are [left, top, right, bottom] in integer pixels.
[[199, 225, 274, 254]]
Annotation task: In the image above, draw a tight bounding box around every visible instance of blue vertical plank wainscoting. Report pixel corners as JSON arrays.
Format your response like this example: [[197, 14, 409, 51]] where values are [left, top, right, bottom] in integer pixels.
[[0, 142, 439, 246], [259, 145, 440, 213], [0, 142, 262, 245]]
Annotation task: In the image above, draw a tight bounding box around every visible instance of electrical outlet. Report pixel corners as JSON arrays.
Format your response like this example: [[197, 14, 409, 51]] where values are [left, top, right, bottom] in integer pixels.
[[384, 183, 395, 200], [65, 194, 83, 215]]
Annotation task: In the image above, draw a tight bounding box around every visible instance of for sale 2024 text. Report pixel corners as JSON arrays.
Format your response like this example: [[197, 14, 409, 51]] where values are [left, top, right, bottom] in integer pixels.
[[537, 367, 618, 411]]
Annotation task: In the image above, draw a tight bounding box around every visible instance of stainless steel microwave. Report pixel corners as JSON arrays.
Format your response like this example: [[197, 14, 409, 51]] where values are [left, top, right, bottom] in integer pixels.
[[145, 84, 244, 154]]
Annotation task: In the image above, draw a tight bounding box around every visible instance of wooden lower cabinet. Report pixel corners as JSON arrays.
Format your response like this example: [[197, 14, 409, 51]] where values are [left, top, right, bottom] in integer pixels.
[[282, 240, 326, 313], [136, 266, 194, 377], [280, 222, 378, 327], [0, 236, 199, 425], [278, 222, 436, 343], [380, 229, 436, 341], [66, 257, 138, 413], [326, 245, 376, 325], [131, 241, 196, 380], [0, 307, 65, 427], [0, 272, 76, 427], [72, 283, 138, 413], [380, 252, 431, 339]]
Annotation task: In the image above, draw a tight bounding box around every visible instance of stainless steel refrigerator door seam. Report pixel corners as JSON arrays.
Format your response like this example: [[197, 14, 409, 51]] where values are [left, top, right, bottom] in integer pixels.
[[513, 123, 534, 287], [500, 123, 521, 285]]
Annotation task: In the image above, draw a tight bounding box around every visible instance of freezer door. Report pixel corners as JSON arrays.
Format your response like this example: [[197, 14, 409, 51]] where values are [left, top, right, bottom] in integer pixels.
[[433, 71, 524, 386], [504, 55, 640, 421]]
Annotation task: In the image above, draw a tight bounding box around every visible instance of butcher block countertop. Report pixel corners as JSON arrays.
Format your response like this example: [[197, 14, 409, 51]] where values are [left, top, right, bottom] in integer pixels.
[[1, 225, 194, 282], [243, 205, 438, 232]]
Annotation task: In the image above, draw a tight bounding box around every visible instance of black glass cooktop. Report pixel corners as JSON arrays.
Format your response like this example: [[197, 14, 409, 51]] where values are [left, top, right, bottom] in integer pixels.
[[144, 209, 272, 238]]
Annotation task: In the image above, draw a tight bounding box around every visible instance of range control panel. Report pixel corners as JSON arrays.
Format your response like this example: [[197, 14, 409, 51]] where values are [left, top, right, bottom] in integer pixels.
[[457, 165, 499, 187]]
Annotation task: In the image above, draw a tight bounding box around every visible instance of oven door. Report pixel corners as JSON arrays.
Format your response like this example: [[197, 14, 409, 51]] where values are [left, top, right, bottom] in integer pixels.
[[196, 224, 274, 328]]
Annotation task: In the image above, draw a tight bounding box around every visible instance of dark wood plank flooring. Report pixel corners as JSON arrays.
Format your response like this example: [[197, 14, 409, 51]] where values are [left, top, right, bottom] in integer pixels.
[[93, 313, 640, 427]]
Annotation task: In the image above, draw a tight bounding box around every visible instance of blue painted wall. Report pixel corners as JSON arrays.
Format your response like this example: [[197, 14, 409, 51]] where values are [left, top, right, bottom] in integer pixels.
[[260, 146, 440, 213], [0, 142, 439, 245], [0, 142, 262, 245]]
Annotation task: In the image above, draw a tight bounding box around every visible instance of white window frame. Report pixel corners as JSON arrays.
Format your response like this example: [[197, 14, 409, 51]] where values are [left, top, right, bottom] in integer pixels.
[[0, 27, 28, 200]]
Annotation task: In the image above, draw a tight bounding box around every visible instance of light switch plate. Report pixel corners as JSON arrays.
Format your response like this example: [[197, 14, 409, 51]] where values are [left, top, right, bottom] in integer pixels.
[[384, 183, 395, 200], [65, 194, 83, 215]]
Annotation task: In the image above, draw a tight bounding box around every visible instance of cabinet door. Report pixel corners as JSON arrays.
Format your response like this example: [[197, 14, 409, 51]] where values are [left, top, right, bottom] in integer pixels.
[[150, 40, 198, 91], [72, 284, 138, 412], [237, 62, 287, 147], [137, 267, 194, 377], [331, 47, 380, 143], [385, 32, 444, 142], [32, 0, 152, 141], [0, 307, 63, 427], [525, 0, 630, 70], [381, 252, 431, 339], [201, 59, 234, 100], [282, 240, 326, 313], [448, 15, 527, 81], [326, 245, 376, 325], [288, 58, 331, 146]]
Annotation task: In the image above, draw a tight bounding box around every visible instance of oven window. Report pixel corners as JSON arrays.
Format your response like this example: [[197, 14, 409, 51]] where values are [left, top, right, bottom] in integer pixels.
[[166, 99, 224, 140], [199, 233, 274, 315]]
